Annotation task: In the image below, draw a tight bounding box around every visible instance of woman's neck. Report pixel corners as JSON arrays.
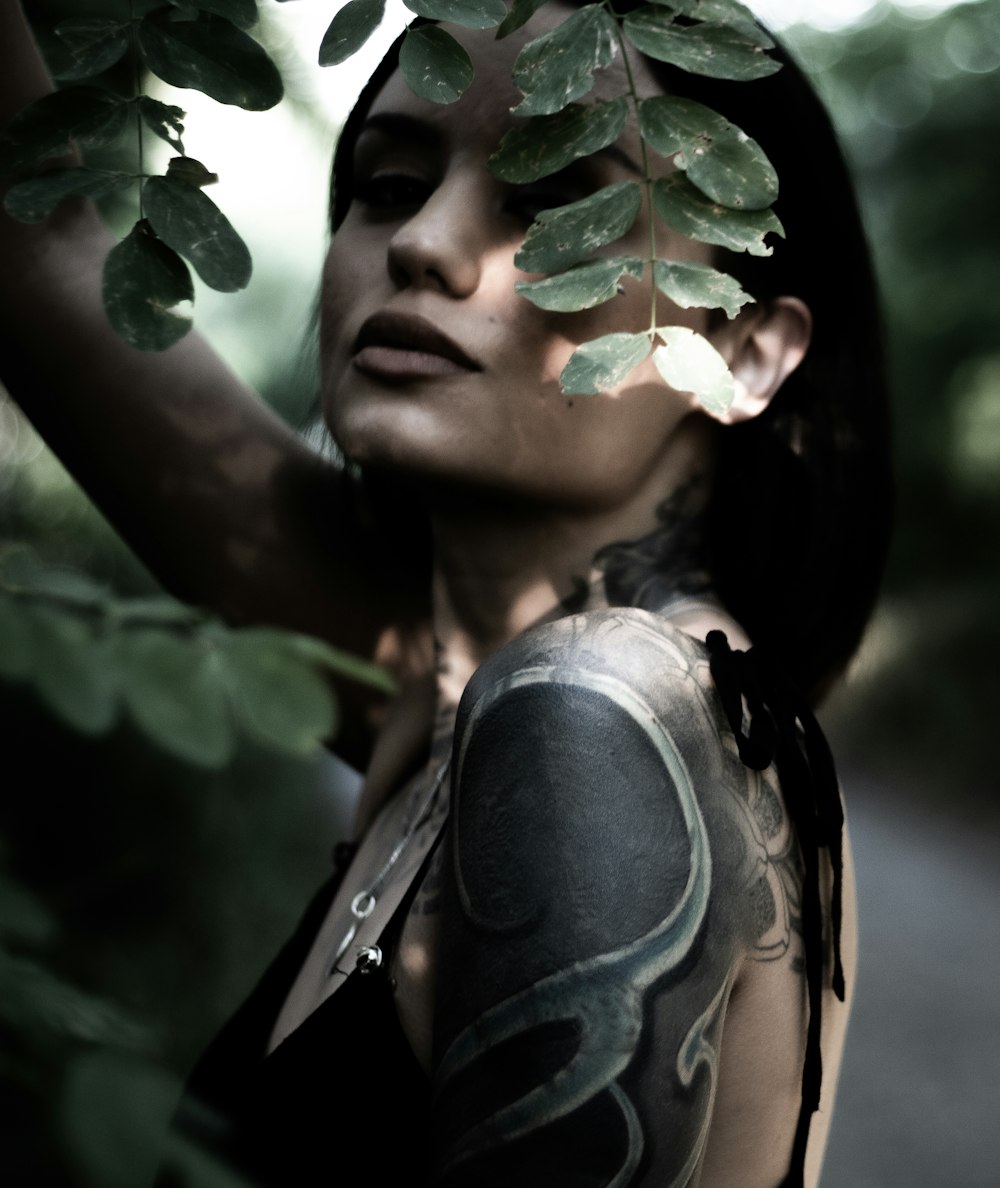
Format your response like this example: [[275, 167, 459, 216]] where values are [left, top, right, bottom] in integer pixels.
[[428, 470, 715, 708]]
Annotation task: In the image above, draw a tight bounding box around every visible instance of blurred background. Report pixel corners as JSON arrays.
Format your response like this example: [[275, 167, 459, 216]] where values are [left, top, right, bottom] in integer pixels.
[[1, 0, 998, 1183]]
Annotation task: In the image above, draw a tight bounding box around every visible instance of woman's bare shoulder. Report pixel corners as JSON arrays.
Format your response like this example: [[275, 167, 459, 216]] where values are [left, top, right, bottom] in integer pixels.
[[433, 608, 805, 1183]]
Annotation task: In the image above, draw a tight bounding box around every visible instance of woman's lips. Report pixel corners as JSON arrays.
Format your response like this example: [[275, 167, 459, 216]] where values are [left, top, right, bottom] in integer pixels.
[[352, 311, 481, 380], [354, 345, 471, 378]]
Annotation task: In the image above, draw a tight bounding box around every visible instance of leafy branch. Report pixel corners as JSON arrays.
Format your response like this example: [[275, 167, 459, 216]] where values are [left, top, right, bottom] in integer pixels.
[[1, 0, 785, 409], [368, 0, 784, 405], [0, 547, 396, 769], [1, 0, 282, 350]]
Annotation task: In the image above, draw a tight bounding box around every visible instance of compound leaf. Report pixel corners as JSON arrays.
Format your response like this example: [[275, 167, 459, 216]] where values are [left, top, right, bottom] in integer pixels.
[[516, 256, 644, 312], [667, 0, 772, 44], [51, 18, 129, 81], [280, 634, 398, 695], [490, 98, 628, 183], [512, 4, 618, 116], [623, 10, 780, 81], [137, 10, 283, 111], [3, 167, 131, 224], [184, 0, 259, 30], [117, 628, 234, 768], [560, 331, 652, 395], [0, 87, 128, 173], [217, 629, 338, 756], [102, 220, 194, 351], [0, 594, 32, 681], [402, 0, 505, 30], [143, 175, 251, 292], [653, 174, 782, 255], [515, 181, 642, 273], [26, 606, 117, 736], [319, 0, 386, 67], [639, 95, 777, 209], [652, 325, 735, 413], [653, 259, 752, 318], [497, 0, 550, 39], [399, 26, 473, 104]]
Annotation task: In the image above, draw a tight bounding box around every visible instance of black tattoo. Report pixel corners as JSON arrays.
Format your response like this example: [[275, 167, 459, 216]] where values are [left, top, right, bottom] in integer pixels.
[[431, 617, 783, 1187]]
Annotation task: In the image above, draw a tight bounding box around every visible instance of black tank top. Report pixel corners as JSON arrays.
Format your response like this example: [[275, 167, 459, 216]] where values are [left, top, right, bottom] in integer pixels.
[[157, 855, 431, 1187]]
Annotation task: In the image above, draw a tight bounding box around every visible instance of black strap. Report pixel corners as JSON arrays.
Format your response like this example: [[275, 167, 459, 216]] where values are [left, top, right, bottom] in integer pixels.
[[705, 630, 845, 1188]]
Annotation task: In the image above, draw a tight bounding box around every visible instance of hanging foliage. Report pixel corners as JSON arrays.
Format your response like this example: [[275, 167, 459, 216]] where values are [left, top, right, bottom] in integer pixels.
[[0, 0, 784, 407], [0, 548, 396, 770]]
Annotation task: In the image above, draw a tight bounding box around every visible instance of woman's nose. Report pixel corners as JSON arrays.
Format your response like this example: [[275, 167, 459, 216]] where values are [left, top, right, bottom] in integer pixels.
[[386, 176, 485, 298]]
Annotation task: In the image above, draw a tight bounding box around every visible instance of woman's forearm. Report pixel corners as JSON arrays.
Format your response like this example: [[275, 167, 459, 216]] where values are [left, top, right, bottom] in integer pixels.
[[0, 3, 411, 763]]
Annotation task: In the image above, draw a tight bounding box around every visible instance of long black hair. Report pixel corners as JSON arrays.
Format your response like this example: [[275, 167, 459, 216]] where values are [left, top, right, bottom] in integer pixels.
[[327, 6, 892, 704]]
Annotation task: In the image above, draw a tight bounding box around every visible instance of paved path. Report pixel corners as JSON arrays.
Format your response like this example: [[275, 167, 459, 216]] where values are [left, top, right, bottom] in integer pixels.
[[823, 778, 1000, 1186]]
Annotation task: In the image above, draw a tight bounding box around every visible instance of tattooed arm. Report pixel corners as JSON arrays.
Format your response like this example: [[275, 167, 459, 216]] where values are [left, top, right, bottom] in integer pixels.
[[431, 610, 804, 1187]]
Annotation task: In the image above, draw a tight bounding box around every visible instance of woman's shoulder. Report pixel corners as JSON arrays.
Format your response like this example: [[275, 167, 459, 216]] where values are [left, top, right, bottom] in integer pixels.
[[458, 606, 730, 765]]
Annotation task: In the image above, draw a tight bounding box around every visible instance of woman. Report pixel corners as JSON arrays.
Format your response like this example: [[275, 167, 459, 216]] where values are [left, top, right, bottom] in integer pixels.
[[1, 2, 890, 1185]]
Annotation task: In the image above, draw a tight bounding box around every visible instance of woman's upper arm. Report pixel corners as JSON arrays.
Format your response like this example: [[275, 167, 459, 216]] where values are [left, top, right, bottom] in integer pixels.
[[431, 614, 762, 1186]]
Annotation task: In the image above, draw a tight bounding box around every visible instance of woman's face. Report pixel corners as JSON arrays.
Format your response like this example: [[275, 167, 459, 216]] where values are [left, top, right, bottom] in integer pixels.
[[321, 9, 715, 512]]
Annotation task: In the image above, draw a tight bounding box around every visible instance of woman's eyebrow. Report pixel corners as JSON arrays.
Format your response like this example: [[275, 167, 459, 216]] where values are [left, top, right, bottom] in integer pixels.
[[359, 111, 641, 175], [358, 112, 440, 148]]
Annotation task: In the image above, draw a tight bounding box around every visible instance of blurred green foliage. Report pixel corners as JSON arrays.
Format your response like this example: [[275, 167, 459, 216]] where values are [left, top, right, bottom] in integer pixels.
[[782, 1, 1000, 803], [2, 0, 1000, 1183]]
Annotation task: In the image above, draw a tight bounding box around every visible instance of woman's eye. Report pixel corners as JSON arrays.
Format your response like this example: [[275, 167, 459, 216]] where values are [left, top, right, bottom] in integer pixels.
[[354, 173, 431, 212], [506, 188, 577, 224]]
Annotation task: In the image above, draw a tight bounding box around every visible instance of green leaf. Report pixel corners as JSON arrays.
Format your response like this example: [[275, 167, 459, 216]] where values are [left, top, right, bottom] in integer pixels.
[[638, 96, 777, 209], [653, 259, 752, 318], [512, 4, 617, 116], [497, 0, 550, 39], [165, 156, 218, 187], [185, 0, 259, 30], [281, 634, 399, 695], [51, 18, 130, 81], [137, 97, 186, 152], [143, 175, 251, 292], [402, 0, 505, 30], [103, 220, 195, 351], [667, 0, 773, 45], [0, 87, 129, 173], [137, 11, 283, 111], [623, 10, 781, 81], [560, 331, 651, 395], [217, 629, 338, 755], [653, 175, 783, 255], [515, 181, 642, 273], [489, 98, 627, 184], [0, 593, 32, 681], [516, 256, 643, 311], [652, 325, 735, 414], [26, 606, 117, 736], [117, 628, 234, 768], [3, 167, 131, 224], [398, 26, 473, 105], [319, 0, 386, 68]]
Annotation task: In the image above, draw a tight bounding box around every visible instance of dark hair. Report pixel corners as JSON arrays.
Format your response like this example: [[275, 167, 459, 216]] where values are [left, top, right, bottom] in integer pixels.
[[328, 10, 892, 703]]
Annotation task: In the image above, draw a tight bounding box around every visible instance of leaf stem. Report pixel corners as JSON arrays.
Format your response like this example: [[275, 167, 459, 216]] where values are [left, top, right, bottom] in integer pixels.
[[129, 0, 144, 220], [607, 3, 658, 338]]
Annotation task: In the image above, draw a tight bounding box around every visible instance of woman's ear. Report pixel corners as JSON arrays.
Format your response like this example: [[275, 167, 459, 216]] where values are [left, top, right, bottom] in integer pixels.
[[707, 296, 813, 425]]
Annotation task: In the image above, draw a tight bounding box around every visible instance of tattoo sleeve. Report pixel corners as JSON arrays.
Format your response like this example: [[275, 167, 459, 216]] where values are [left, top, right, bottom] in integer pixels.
[[430, 612, 797, 1187]]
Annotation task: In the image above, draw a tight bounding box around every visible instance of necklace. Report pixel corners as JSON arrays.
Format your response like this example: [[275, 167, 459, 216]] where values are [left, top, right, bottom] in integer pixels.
[[329, 756, 450, 976]]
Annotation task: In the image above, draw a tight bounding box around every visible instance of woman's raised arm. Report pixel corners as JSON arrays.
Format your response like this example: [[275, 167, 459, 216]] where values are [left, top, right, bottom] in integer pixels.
[[1, 3, 428, 763]]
